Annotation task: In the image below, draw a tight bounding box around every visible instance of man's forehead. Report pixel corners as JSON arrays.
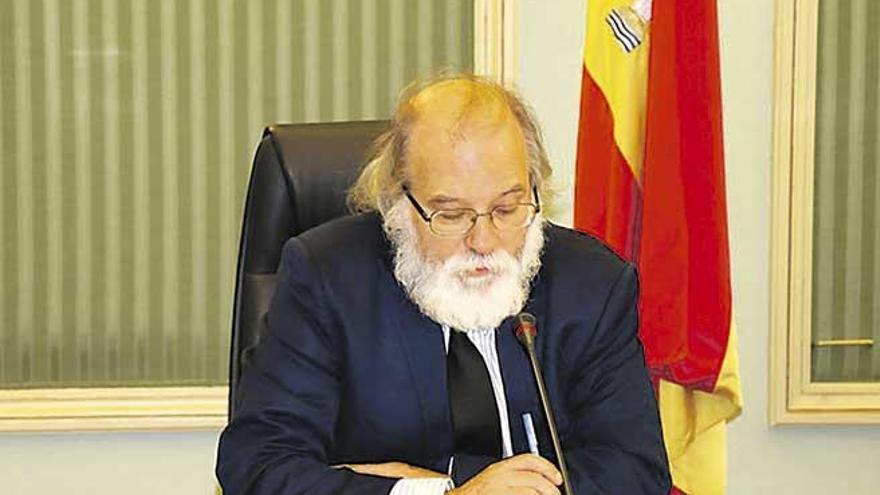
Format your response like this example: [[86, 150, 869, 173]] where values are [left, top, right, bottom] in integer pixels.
[[407, 114, 527, 172], [408, 135, 529, 206], [402, 79, 529, 198]]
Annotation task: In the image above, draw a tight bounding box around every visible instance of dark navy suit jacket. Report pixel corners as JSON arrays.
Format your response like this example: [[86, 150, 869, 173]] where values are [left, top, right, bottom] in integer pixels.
[[217, 213, 671, 494]]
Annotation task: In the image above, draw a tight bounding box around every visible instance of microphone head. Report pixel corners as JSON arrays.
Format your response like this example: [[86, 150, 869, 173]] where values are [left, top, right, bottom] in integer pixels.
[[514, 312, 538, 345]]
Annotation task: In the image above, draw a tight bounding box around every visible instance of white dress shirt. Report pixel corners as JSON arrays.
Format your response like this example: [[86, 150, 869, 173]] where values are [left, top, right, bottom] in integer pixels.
[[390, 326, 512, 495]]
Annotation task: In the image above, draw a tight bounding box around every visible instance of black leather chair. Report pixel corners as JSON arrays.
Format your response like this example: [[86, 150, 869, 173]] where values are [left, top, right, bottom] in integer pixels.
[[228, 120, 388, 415]]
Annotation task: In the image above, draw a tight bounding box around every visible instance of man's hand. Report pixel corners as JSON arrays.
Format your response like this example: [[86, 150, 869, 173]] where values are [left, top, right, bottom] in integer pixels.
[[336, 462, 447, 479], [449, 454, 562, 495]]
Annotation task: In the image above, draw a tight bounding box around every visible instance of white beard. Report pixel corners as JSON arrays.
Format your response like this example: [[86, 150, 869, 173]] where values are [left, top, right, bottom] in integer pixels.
[[383, 198, 545, 332]]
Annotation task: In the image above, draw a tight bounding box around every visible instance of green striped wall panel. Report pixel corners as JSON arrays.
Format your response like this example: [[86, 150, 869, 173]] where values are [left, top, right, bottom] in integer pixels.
[[811, 0, 880, 382], [0, 0, 474, 389]]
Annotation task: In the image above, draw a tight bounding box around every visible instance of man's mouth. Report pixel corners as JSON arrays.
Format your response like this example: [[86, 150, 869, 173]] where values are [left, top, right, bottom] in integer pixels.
[[465, 266, 491, 277], [459, 266, 497, 284]]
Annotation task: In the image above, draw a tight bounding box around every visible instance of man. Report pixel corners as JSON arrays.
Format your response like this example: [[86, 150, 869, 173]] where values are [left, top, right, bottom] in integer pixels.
[[217, 75, 670, 494]]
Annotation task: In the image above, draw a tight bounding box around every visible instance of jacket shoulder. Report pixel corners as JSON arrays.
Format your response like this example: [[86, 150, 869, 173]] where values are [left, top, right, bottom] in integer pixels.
[[282, 212, 388, 273], [541, 223, 634, 284]]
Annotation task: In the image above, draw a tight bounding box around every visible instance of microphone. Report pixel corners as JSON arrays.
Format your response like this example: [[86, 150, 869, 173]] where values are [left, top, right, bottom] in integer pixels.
[[514, 313, 574, 495]]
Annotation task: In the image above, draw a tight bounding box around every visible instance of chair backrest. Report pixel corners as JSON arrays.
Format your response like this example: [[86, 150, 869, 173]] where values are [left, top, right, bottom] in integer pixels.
[[229, 120, 388, 414]]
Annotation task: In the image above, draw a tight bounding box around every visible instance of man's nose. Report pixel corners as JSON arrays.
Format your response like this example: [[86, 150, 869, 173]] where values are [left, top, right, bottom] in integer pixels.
[[464, 215, 500, 255]]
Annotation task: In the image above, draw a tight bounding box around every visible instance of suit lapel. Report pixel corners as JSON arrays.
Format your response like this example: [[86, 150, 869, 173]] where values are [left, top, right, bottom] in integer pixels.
[[380, 260, 453, 458], [496, 272, 547, 456]]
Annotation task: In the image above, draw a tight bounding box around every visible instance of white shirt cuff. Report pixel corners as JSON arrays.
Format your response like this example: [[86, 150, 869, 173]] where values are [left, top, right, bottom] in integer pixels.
[[389, 477, 454, 495]]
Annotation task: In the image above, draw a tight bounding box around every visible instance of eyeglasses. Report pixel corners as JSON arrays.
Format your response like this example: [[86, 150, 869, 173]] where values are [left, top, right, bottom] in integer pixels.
[[403, 185, 541, 237]]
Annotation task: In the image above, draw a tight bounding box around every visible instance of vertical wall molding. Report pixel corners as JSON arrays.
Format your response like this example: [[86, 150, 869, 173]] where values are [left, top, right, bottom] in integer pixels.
[[474, 0, 517, 85]]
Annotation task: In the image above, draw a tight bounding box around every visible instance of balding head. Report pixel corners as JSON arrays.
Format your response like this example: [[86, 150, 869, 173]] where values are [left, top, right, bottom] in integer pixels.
[[406, 78, 518, 137], [348, 74, 552, 214]]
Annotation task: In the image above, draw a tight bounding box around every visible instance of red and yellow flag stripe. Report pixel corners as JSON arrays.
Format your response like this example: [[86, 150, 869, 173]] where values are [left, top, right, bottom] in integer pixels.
[[575, 1, 743, 494]]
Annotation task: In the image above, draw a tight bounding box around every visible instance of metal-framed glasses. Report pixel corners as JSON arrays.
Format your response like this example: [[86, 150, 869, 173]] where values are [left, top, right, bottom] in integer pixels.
[[403, 185, 541, 237]]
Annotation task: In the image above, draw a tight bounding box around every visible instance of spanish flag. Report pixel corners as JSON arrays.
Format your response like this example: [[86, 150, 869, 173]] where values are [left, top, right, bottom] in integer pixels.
[[574, 1, 743, 494]]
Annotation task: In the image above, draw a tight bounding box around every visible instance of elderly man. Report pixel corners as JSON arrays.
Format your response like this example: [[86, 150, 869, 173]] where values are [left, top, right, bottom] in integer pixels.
[[217, 75, 670, 494]]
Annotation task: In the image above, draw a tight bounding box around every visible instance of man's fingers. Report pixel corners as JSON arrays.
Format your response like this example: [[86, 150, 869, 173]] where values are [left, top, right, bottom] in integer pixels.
[[505, 454, 563, 485], [453, 457, 562, 495], [519, 474, 561, 495], [506, 471, 561, 495]]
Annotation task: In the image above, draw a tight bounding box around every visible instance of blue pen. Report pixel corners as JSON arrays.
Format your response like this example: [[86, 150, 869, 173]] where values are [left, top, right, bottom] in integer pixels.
[[522, 412, 539, 455]]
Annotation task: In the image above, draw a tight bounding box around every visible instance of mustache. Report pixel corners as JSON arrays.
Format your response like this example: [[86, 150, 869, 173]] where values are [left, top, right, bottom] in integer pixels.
[[444, 251, 515, 275]]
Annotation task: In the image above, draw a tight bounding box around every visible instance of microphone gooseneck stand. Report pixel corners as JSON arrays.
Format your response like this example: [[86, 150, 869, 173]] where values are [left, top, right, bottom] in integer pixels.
[[514, 313, 574, 495]]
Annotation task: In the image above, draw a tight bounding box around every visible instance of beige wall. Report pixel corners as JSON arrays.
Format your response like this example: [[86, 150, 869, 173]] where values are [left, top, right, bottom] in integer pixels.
[[0, 431, 220, 494], [3, 1, 880, 493]]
